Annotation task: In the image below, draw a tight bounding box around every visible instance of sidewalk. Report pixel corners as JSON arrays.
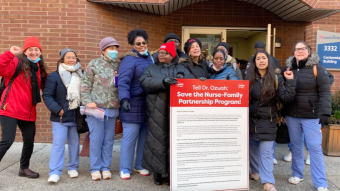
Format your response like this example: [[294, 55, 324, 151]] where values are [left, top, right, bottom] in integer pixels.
[[0, 142, 339, 191]]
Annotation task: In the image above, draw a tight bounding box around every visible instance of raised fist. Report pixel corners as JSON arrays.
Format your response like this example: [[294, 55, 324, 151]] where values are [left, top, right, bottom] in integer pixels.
[[10, 46, 22, 56]]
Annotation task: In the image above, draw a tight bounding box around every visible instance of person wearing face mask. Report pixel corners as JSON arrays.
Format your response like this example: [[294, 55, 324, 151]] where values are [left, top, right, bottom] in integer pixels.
[[246, 50, 296, 191], [216, 42, 243, 80], [140, 41, 194, 186], [181, 38, 209, 80], [118, 28, 153, 180], [0, 36, 48, 178], [208, 49, 239, 80], [81, 37, 120, 181], [152, 33, 188, 60], [283, 41, 331, 191], [43, 49, 82, 183]]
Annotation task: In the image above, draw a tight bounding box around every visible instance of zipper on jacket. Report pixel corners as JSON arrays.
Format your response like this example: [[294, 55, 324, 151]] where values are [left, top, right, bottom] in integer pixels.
[[308, 98, 315, 117], [270, 107, 272, 122], [60, 116, 63, 123], [255, 125, 257, 133]]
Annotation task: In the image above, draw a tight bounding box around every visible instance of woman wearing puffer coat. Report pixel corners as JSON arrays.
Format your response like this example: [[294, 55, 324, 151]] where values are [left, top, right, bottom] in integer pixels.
[[283, 41, 331, 191], [118, 28, 154, 180], [140, 41, 194, 186], [246, 50, 296, 191]]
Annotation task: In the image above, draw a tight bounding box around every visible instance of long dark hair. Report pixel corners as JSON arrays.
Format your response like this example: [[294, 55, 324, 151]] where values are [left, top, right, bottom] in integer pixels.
[[246, 50, 276, 103], [17, 53, 48, 90]]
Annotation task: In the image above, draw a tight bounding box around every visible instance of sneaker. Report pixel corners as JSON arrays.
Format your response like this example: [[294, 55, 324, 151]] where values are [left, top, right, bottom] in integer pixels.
[[250, 173, 260, 181], [68, 170, 78, 178], [263, 183, 277, 191], [134, 168, 150, 176], [288, 176, 303, 184], [317, 187, 328, 191], [102, 171, 111, 180], [284, 152, 292, 162], [91, 171, 101, 181], [305, 154, 310, 165], [120, 171, 131, 180], [273, 158, 278, 165], [48, 174, 60, 183]]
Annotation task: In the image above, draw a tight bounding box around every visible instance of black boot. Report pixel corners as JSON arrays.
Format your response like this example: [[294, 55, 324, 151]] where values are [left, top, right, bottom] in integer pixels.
[[153, 173, 162, 185]]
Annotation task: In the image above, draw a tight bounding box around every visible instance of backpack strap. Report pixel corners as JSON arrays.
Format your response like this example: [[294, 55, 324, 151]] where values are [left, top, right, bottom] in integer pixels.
[[313, 65, 317, 79], [1, 60, 22, 110]]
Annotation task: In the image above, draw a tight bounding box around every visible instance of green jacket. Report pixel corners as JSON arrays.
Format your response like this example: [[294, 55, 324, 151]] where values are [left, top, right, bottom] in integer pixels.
[[81, 54, 120, 108]]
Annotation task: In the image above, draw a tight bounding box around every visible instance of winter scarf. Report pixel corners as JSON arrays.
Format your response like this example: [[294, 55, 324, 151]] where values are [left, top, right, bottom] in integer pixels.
[[29, 61, 41, 105], [58, 63, 83, 109]]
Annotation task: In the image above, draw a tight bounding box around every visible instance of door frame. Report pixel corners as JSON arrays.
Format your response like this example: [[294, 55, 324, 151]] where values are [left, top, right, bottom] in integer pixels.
[[182, 26, 268, 51]]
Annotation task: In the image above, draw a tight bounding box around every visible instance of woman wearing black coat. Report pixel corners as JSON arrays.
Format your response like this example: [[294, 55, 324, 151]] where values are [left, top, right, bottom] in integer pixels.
[[181, 38, 209, 80], [246, 50, 296, 191], [140, 42, 194, 186], [283, 41, 331, 191]]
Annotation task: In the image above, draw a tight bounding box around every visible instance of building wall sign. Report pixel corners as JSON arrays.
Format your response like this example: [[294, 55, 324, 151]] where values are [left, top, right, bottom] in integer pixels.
[[316, 30, 340, 70]]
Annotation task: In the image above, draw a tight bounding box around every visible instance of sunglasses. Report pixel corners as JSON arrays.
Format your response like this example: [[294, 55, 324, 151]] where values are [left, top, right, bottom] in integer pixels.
[[134, 41, 147, 46]]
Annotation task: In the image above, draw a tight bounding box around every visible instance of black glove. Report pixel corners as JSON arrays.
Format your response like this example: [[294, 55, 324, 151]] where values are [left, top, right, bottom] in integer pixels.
[[176, 72, 184, 79], [319, 115, 330, 127], [199, 77, 207, 81], [163, 77, 178, 85], [122, 100, 131, 112]]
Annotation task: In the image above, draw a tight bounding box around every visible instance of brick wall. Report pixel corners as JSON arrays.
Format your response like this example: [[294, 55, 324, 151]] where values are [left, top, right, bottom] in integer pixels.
[[0, 0, 339, 143]]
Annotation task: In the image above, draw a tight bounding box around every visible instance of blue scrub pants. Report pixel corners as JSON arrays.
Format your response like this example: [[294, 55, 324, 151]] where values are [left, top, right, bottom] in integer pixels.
[[285, 116, 327, 188], [86, 110, 119, 173], [119, 122, 147, 174], [49, 122, 79, 176], [249, 137, 275, 185]]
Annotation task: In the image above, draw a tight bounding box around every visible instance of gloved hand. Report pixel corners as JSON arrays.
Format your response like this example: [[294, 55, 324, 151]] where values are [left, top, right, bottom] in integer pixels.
[[176, 72, 184, 79], [122, 100, 131, 112], [163, 77, 178, 85], [199, 77, 207, 81], [319, 115, 330, 127]]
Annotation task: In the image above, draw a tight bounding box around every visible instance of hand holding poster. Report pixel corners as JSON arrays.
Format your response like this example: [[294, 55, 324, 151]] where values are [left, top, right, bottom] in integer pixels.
[[170, 79, 249, 191]]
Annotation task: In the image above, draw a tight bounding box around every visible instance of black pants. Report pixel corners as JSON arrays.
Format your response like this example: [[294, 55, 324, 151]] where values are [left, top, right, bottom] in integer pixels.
[[0, 115, 36, 169]]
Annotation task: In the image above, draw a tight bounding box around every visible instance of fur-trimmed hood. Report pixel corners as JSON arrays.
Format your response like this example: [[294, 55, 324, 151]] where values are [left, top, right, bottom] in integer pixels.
[[226, 55, 236, 64], [286, 52, 319, 68], [178, 57, 187, 64], [118, 51, 138, 61]]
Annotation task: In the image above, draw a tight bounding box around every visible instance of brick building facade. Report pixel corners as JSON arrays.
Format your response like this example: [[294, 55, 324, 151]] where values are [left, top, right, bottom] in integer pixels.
[[0, 0, 339, 143]]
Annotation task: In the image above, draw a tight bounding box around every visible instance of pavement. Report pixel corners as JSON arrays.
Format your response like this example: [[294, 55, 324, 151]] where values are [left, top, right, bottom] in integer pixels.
[[0, 142, 339, 191]]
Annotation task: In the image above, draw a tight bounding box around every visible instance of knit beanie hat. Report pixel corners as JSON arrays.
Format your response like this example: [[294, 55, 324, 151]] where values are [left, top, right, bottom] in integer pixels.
[[184, 38, 202, 54], [216, 42, 229, 52], [99, 37, 120, 51], [163, 33, 181, 43], [59, 48, 77, 59], [159, 41, 176, 58], [23, 37, 42, 52]]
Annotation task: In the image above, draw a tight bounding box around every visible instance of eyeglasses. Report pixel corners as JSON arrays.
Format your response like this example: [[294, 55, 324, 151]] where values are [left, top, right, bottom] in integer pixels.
[[167, 39, 179, 44], [158, 51, 170, 56], [295, 47, 307, 52], [134, 41, 147, 46], [65, 57, 77, 60]]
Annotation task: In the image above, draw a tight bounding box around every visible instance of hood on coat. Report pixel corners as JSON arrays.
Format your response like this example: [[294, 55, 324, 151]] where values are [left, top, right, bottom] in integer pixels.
[[226, 55, 236, 64], [285, 52, 319, 68], [178, 57, 187, 64], [118, 51, 138, 61]]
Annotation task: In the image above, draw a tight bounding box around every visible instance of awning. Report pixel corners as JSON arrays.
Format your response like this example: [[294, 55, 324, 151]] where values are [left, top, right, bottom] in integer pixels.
[[88, 0, 340, 22]]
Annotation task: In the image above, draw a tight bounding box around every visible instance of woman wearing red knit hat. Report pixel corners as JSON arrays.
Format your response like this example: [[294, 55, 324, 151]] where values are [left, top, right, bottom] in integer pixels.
[[139, 41, 194, 185], [0, 36, 47, 178]]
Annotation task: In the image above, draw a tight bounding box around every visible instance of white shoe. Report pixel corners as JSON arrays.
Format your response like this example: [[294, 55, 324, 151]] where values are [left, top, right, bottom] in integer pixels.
[[305, 154, 310, 165], [91, 171, 101, 181], [288, 176, 303, 184], [134, 168, 150, 176], [317, 187, 328, 191], [48, 174, 60, 183], [102, 171, 111, 180], [120, 171, 131, 180], [68, 170, 78, 178], [284, 152, 292, 162], [273, 158, 278, 165]]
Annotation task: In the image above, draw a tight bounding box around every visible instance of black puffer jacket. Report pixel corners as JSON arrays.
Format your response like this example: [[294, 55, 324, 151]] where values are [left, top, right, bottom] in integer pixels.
[[140, 56, 194, 174], [283, 52, 331, 119], [180, 59, 209, 79], [250, 74, 296, 141]]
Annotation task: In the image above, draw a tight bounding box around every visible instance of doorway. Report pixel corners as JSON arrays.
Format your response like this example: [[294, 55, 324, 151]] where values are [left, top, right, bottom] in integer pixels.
[[182, 26, 275, 61]]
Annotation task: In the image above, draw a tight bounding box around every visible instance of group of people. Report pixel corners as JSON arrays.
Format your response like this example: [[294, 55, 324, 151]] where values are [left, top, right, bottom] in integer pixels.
[[0, 28, 331, 191]]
